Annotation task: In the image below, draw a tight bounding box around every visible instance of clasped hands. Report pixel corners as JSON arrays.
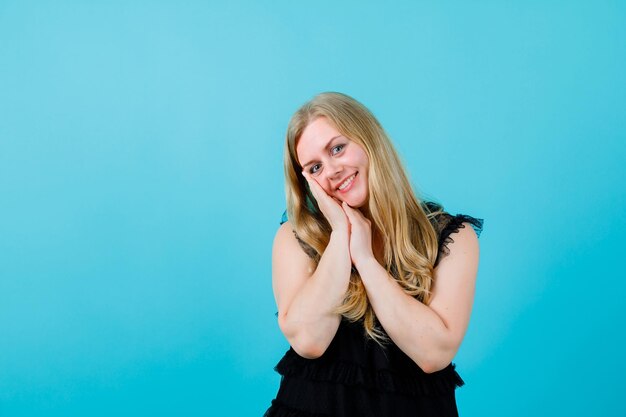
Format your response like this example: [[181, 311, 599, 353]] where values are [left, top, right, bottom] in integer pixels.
[[302, 170, 376, 270]]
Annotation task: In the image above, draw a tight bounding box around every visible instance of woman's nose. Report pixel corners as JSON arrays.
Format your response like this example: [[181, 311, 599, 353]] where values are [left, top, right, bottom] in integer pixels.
[[326, 164, 343, 183]]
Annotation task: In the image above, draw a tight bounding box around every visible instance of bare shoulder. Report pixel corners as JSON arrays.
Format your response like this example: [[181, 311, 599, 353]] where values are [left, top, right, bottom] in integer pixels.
[[273, 221, 315, 265], [273, 220, 297, 247], [447, 221, 480, 256], [272, 220, 316, 319], [433, 220, 480, 276]]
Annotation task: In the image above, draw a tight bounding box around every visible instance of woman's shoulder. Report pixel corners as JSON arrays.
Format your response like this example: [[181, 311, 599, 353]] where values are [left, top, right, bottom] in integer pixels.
[[422, 200, 483, 238], [275, 210, 318, 261], [422, 200, 484, 267]]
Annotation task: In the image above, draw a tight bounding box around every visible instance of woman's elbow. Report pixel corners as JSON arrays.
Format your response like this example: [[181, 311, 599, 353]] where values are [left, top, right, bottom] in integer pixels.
[[292, 341, 325, 359], [419, 348, 458, 374], [278, 315, 326, 359], [420, 359, 451, 374]]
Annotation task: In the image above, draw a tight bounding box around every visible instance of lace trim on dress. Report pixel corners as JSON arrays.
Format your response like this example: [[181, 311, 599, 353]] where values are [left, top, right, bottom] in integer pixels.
[[274, 349, 465, 397], [434, 213, 484, 267]]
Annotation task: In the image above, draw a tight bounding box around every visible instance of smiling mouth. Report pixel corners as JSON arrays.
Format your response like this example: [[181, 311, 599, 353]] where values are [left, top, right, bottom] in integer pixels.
[[337, 172, 358, 191]]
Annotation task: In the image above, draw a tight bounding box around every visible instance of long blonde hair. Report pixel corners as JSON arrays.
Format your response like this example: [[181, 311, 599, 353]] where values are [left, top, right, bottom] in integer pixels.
[[283, 92, 445, 346]]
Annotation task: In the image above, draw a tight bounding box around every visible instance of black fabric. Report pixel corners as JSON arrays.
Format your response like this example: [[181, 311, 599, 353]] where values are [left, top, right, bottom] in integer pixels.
[[266, 202, 484, 416]]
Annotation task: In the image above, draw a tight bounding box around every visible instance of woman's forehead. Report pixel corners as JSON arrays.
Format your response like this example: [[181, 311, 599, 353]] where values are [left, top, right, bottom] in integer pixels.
[[297, 118, 341, 151]]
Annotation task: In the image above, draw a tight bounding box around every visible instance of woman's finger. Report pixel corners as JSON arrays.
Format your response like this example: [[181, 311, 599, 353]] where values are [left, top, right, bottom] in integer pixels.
[[302, 171, 320, 200], [342, 201, 354, 220], [303, 171, 331, 204], [342, 202, 363, 223], [302, 171, 350, 231]]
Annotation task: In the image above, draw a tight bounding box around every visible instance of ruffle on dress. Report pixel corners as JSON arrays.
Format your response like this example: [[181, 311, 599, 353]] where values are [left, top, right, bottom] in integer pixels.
[[434, 213, 484, 267], [274, 348, 464, 398]]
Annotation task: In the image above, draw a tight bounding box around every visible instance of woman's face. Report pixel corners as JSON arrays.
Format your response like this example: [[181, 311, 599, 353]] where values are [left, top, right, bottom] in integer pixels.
[[296, 116, 370, 208]]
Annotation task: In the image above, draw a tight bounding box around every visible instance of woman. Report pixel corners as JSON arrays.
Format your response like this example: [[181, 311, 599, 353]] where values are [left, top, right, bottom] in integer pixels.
[[264, 92, 484, 417]]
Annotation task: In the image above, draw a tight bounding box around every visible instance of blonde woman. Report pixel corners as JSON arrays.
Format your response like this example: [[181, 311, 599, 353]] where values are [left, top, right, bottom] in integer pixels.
[[264, 92, 484, 417]]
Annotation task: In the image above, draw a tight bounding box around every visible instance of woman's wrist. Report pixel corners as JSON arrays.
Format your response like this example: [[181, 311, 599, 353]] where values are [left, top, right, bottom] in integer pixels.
[[330, 224, 349, 237], [353, 255, 379, 274]]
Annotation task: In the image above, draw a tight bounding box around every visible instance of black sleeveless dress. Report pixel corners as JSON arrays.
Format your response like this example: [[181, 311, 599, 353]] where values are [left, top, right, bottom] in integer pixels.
[[264, 202, 484, 417]]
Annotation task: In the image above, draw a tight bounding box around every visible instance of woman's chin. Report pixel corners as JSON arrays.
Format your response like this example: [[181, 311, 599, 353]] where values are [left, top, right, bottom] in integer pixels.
[[336, 186, 367, 208], [343, 197, 366, 209]]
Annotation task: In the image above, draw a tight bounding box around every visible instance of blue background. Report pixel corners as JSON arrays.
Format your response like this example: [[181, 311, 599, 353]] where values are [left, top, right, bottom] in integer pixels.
[[1, 1, 624, 416]]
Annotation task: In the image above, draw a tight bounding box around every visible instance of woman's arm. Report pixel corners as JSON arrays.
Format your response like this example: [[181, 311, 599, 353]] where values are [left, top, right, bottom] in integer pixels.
[[356, 222, 480, 373], [272, 221, 352, 359]]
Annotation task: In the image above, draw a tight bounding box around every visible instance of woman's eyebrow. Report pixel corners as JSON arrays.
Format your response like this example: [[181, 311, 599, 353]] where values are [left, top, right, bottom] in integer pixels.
[[301, 135, 342, 168]]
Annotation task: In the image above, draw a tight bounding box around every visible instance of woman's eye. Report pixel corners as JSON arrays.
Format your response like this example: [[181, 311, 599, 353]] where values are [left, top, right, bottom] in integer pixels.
[[308, 145, 344, 174]]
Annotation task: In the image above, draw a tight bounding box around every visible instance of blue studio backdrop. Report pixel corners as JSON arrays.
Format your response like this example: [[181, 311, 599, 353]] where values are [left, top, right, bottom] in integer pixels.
[[0, 1, 624, 416]]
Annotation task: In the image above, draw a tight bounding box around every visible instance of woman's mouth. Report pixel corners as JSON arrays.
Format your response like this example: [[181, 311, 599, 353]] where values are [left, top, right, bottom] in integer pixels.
[[337, 172, 357, 193]]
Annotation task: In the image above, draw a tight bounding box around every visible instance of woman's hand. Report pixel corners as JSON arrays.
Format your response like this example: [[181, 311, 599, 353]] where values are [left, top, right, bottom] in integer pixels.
[[341, 202, 375, 268], [302, 170, 350, 232]]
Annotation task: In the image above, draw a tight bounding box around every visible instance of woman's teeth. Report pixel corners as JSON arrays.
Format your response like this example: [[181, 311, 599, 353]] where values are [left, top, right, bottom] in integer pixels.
[[338, 173, 357, 190]]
